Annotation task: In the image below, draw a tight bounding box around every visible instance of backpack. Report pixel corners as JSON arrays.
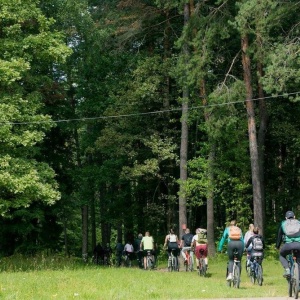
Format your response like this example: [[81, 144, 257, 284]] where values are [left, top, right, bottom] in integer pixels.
[[283, 219, 300, 238], [229, 225, 241, 240], [185, 234, 193, 247], [252, 236, 263, 251], [197, 232, 207, 244]]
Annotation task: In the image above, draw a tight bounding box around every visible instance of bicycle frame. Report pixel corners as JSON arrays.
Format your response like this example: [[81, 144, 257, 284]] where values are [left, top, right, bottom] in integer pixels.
[[168, 249, 179, 272], [227, 248, 241, 288], [185, 248, 193, 272], [250, 256, 263, 286], [198, 248, 207, 277], [146, 250, 154, 270]]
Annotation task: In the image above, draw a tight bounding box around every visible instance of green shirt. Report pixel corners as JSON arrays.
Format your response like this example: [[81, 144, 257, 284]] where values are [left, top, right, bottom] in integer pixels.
[[141, 236, 154, 250]]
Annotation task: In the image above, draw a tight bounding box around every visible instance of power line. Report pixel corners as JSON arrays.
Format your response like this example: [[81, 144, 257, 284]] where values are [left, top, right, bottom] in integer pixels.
[[0, 91, 299, 125]]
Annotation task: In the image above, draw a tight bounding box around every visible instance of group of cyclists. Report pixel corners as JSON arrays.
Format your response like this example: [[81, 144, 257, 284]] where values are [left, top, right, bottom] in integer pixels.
[[217, 210, 300, 284], [94, 209, 300, 289]]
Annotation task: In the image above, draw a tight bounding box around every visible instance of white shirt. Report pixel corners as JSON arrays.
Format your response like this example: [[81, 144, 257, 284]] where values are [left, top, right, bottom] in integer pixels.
[[124, 243, 134, 252]]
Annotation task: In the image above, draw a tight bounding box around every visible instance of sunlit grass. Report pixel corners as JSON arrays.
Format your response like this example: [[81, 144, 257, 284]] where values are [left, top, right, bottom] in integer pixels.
[[0, 252, 289, 299]]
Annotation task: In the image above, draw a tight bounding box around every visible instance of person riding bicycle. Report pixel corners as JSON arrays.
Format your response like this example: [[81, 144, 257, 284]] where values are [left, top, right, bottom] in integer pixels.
[[192, 228, 208, 269], [115, 239, 124, 266], [124, 240, 135, 261], [140, 231, 155, 270], [134, 233, 144, 268], [218, 220, 244, 281], [180, 228, 194, 264], [244, 223, 254, 266], [245, 226, 265, 269], [164, 228, 180, 260], [276, 210, 300, 277]]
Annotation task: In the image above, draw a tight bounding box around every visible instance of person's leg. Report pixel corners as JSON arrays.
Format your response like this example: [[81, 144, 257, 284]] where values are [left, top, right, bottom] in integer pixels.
[[227, 242, 234, 273], [279, 244, 291, 269], [143, 250, 147, 269], [181, 247, 187, 260], [200, 245, 208, 266], [194, 246, 200, 268]]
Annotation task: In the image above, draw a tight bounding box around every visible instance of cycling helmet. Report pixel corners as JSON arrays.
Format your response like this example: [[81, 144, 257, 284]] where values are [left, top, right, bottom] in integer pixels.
[[285, 211, 295, 219]]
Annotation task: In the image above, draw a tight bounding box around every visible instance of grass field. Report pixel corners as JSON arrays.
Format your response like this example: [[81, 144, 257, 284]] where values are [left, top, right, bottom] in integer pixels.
[[0, 253, 289, 299]]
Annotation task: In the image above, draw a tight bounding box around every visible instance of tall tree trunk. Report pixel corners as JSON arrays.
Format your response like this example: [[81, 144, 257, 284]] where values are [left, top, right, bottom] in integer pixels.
[[70, 85, 89, 261], [179, 1, 190, 238], [91, 191, 96, 251], [81, 205, 88, 261], [241, 35, 263, 234], [257, 58, 267, 232], [202, 80, 216, 256], [63, 216, 69, 257]]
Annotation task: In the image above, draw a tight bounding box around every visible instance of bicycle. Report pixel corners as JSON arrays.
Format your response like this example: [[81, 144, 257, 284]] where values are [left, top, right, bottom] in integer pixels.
[[198, 249, 207, 276], [146, 250, 154, 270], [168, 248, 179, 272], [245, 252, 251, 277], [136, 250, 144, 269], [124, 251, 132, 267], [287, 249, 300, 299], [249, 255, 263, 286], [226, 248, 241, 288], [184, 248, 193, 272], [115, 251, 123, 267]]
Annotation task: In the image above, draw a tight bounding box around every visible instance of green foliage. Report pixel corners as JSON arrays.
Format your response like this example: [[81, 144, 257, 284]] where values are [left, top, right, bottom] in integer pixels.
[[262, 42, 300, 94]]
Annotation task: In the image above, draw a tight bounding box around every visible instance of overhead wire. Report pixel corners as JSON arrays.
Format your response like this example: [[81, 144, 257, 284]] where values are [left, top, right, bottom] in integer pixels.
[[0, 91, 299, 125]]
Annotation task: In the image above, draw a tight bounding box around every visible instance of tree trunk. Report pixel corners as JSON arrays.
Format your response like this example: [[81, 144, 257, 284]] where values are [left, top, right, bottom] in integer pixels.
[[202, 80, 216, 257], [178, 1, 190, 238], [257, 58, 267, 233], [81, 205, 88, 261], [91, 191, 96, 251], [241, 35, 263, 234]]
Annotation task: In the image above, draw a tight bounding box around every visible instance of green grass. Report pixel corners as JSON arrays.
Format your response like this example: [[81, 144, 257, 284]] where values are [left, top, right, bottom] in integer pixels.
[[0, 253, 289, 299]]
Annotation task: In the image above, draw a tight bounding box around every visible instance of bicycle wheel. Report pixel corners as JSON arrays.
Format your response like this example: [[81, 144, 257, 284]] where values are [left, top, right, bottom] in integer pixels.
[[233, 263, 240, 288], [246, 260, 251, 277], [124, 255, 130, 267], [172, 255, 177, 271], [250, 265, 255, 284], [292, 263, 299, 299], [289, 277, 293, 298], [199, 258, 206, 276], [147, 256, 152, 270], [168, 257, 172, 272], [189, 255, 193, 271], [256, 264, 263, 286]]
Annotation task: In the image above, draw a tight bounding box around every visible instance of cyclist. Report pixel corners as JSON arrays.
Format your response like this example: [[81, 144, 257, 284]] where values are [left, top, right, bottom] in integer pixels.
[[192, 228, 208, 269], [164, 228, 180, 261], [180, 228, 194, 264], [218, 220, 244, 281], [245, 226, 265, 269], [115, 239, 124, 266], [124, 240, 135, 263], [134, 233, 144, 268], [140, 231, 155, 270], [276, 211, 300, 277], [244, 223, 254, 266]]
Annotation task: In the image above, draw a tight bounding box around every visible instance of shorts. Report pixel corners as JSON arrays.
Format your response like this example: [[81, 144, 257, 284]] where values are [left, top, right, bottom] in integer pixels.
[[143, 249, 153, 257], [195, 244, 208, 259]]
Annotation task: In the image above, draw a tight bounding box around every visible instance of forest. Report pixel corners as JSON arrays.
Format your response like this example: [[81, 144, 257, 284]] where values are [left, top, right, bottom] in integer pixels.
[[0, 0, 299, 259]]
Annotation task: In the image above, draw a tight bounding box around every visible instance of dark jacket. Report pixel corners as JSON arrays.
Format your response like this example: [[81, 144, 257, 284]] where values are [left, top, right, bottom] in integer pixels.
[[245, 234, 265, 251]]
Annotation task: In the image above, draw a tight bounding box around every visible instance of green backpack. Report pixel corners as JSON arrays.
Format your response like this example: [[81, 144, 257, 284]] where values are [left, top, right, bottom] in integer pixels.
[[197, 232, 207, 244]]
